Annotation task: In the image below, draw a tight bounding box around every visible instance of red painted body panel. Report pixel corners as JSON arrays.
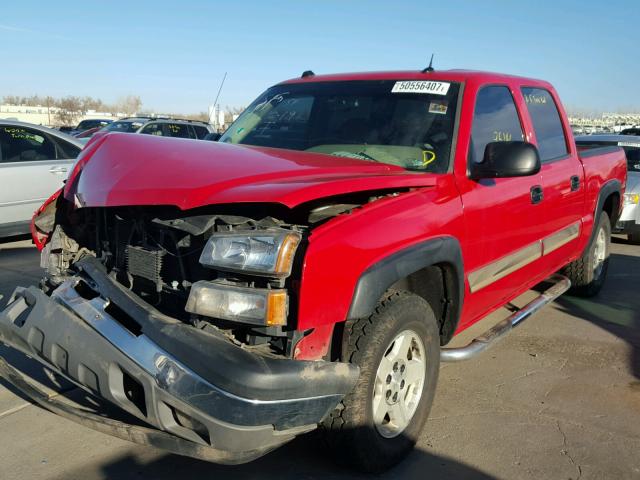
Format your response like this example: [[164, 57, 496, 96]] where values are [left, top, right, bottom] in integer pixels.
[[31, 188, 62, 251], [297, 176, 463, 330], [39, 70, 627, 361], [64, 133, 436, 210]]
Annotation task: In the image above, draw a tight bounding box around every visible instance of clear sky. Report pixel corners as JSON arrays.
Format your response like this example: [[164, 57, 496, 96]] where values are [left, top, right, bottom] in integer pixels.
[[0, 0, 637, 114]]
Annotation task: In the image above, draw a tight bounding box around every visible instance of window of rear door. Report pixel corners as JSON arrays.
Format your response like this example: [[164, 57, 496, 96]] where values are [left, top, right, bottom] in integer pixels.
[[520, 86, 584, 262]]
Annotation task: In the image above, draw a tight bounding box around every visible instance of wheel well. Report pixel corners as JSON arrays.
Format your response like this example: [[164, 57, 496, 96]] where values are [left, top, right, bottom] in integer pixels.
[[602, 192, 620, 227], [389, 263, 458, 345]]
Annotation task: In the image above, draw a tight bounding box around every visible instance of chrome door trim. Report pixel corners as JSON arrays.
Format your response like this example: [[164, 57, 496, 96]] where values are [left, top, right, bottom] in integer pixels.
[[468, 241, 542, 293], [542, 222, 581, 255], [468, 222, 581, 293]]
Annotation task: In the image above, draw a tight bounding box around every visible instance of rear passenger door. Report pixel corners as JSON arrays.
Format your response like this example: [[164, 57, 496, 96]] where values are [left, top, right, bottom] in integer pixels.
[[521, 87, 584, 267], [0, 126, 79, 228]]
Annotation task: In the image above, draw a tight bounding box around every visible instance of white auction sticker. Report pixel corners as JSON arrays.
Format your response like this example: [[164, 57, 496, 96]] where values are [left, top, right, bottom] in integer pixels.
[[392, 81, 450, 95], [618, 141, 640, 148]]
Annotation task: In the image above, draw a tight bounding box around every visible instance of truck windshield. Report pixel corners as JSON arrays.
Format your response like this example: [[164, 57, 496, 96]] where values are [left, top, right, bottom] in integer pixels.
[[220, 80, 461, 173]]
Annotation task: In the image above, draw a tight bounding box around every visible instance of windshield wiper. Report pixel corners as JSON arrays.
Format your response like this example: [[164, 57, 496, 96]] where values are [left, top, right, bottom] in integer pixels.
[[355, 151, 379, 162]]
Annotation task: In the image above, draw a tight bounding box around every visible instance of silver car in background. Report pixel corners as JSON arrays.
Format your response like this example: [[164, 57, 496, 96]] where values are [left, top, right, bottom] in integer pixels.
[[0, 121, 83, 238], [576, 135, 640, 243], [103, 117, 214, 139]]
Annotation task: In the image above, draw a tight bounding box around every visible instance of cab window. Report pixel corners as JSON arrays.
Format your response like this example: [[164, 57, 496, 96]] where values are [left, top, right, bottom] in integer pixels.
[[470, 86, 524, 163], [521, 87, 568, 161]]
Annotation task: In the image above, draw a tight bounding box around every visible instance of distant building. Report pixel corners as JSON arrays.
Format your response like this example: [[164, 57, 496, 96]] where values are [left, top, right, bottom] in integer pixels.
[[568, 112, 640, 134], [0, 104, 120, 127]]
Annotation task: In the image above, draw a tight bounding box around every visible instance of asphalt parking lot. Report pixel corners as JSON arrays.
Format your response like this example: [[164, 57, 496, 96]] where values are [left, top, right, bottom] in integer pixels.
[[0, 237, 638, 480]]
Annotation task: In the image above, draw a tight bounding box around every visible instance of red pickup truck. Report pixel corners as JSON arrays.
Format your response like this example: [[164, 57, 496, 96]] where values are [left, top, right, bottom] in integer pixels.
[[0, 70, 627, 472]]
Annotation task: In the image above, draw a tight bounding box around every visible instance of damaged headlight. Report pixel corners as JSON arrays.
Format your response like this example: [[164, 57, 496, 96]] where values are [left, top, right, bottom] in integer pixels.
[[185, 281, 288, 326], [198, 228, 301, 278]]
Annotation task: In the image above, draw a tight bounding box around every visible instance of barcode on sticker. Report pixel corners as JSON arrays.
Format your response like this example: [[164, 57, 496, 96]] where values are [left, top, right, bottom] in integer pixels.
[[392, 81, 450, 95]]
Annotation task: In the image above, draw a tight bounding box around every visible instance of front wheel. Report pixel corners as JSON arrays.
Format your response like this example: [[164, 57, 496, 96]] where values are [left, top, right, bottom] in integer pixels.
[[563, 211, 611, 297], [323, 291, 440, 472]]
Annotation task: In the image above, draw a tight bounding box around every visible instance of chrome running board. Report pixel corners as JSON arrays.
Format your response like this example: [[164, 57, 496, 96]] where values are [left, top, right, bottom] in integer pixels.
[[440, 274, 571, 362]]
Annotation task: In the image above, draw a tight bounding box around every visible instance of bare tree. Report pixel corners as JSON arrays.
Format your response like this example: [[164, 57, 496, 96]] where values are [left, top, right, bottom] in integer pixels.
[[0, 93, 246, 124], [26, 95, 46, 106], [116, 95, 142, 115], [192, 111, 210, 122], [54, 96, 83, 125], [2, 95, 21, 105], [228, 106, 245, 116], [80, 96, 107, 113], [45, 96, 55, 125]]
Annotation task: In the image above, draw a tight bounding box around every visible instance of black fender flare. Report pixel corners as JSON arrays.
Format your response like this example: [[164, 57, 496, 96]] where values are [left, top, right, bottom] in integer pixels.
[[347, 236, 464, 341], [587, 179, 622, 248]]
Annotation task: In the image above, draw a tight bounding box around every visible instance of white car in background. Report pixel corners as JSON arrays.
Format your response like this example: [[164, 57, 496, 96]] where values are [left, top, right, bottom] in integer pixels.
[[101, 116, 214, 139], [0, 121, 82, 238], [576, 134, 640, 243]]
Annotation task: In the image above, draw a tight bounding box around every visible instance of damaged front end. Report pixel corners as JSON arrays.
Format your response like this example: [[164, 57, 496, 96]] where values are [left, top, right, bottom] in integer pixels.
[[0, 192, 365, 463]]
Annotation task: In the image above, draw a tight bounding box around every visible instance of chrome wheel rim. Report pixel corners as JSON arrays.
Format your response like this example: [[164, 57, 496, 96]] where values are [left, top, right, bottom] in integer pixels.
[[593, 227, 607, 277], [372, 329, 426, 438]]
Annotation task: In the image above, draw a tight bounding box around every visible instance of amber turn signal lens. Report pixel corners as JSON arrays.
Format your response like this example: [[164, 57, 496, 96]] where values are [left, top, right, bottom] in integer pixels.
[[266, 290, 288, 327], [275, 233, 301, 276]]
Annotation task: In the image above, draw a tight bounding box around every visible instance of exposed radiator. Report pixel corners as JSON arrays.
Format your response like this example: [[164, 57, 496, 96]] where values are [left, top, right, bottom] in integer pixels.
[[126, 245, 165, 292]]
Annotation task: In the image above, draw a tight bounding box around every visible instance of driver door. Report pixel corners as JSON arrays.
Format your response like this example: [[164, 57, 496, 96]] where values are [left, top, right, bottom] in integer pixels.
[[455, 85, 545, 327]]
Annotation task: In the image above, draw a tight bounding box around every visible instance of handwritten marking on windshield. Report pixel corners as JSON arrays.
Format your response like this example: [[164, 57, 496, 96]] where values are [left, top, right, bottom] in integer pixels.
[[252, 92, 290, 113]]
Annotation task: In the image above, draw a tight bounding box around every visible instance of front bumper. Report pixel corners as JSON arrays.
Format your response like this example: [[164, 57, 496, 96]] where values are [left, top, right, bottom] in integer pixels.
[[0, 258, 358, 463], [615, 219, 640, 234], [615, 201, 640, 233]]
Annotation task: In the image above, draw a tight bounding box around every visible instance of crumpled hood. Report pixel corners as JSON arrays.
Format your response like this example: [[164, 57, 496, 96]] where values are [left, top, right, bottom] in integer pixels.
[[65, 133, 437, 210]]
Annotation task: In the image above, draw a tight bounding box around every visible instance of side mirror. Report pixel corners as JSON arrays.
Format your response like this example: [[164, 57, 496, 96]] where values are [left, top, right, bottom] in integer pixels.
[[470, 141, 541, 180]]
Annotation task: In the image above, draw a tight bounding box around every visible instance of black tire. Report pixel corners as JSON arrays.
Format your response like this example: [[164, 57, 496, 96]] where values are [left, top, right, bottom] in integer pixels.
[[323, 291, 440, 473], [563, 211, 611, 297], [628, 233, 640, 245]]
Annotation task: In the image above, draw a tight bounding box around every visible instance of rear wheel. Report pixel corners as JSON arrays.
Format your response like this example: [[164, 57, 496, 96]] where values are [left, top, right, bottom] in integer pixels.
[[323, 291, 440, 472], [563, 211, 611, 297]]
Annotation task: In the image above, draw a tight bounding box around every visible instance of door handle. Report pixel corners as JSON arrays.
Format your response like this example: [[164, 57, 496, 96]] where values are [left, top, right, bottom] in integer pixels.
[[570, 175, 580, 191], [530, 185, 544, 204], [49, 166, 68, 174]]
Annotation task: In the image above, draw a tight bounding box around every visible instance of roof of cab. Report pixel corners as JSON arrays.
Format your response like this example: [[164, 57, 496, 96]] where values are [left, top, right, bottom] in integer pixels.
[[280, 69, 550, 88]]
